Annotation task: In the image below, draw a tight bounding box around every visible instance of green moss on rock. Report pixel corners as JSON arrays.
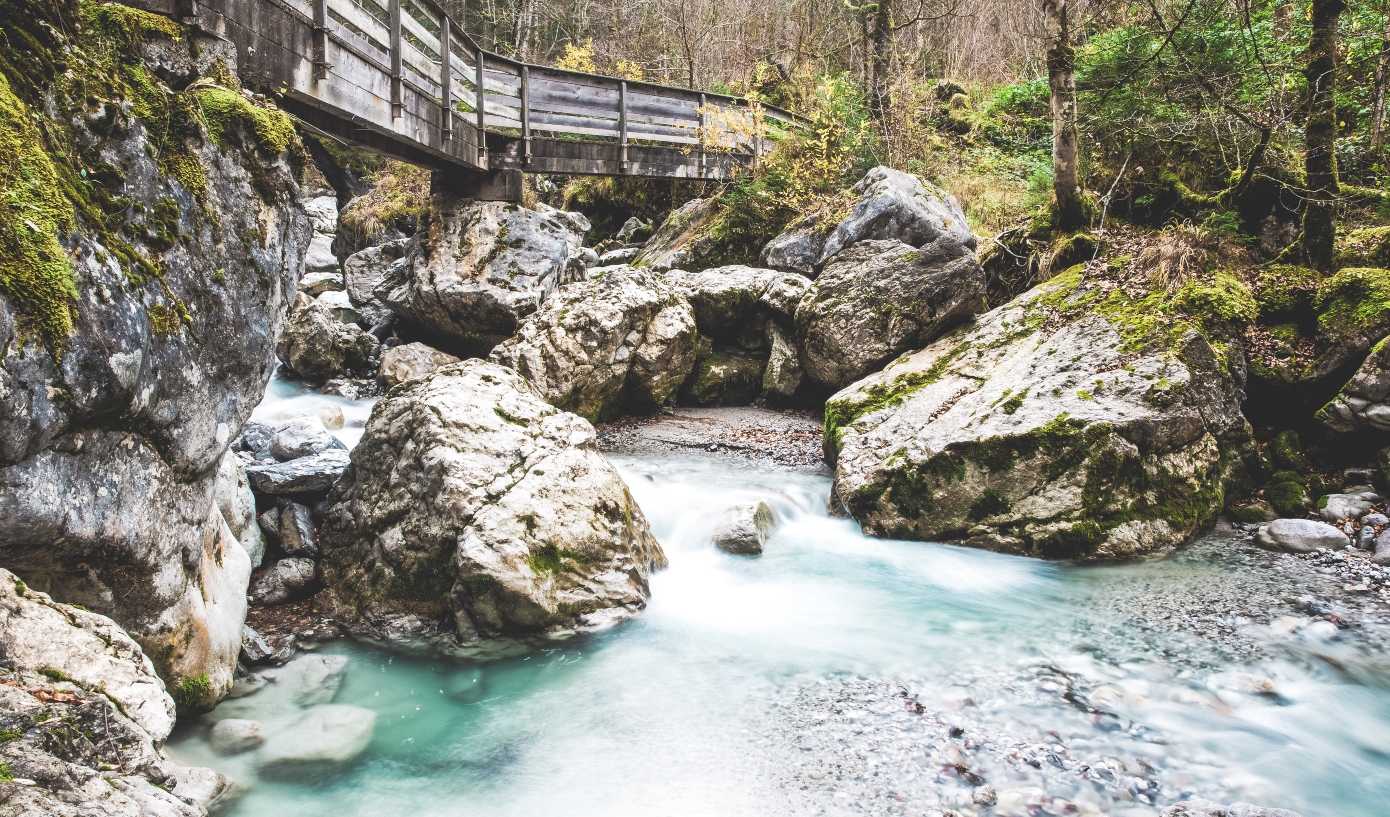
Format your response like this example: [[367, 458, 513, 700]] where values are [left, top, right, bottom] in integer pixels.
[[1313, 267, 1390, 332]]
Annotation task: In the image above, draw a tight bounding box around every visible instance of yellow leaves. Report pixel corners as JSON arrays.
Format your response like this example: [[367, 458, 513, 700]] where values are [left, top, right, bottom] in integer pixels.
[[614, 60, 645, 82], [556, 41, 596, 74]]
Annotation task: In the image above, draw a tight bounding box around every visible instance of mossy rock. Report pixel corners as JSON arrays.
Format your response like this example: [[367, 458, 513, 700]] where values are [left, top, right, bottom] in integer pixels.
[[1266, 429, 1308, 473], [1313, 267, 1390, 333], [1252, 265, 1318, 323], [679, 337, 766, 407], [1264, 475, 1311, 517], [1335, 226, 1390, 269], [1228, 500, 1276, 524]]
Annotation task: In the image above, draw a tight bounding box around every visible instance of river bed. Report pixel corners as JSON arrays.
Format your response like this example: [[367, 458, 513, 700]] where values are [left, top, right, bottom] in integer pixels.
[[170, 377, 1390, 816]]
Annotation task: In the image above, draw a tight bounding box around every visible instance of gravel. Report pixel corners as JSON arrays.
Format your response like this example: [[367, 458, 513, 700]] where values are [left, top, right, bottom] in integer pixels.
[[597, 406, 826, 470]]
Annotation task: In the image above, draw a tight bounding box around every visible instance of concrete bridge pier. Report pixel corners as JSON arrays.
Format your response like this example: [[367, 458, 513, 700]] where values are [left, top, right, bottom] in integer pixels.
[[432, 169, 524, 203]]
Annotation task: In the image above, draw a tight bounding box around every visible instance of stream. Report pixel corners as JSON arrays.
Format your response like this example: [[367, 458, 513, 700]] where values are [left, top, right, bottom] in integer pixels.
[[166, 376, 1390, 816]]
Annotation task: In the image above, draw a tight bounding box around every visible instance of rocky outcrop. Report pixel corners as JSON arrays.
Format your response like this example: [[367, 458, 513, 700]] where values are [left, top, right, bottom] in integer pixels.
[[665, 266, 810, 342], [794, 237, 987, 390], [378, 341, 461, 387], [1317, 335, 1390, 433], [0, 12, 308, 705], [319, 361, 666, 648], [632, 197, 722, 272], [343, 238, 408, 327], [490, 268, 697, 421], [826, 267, 1254, 560], [276, 293, 378, 383], [0, 570, 226, 815], [760, 211, 830, 277], [377, 190, 590, 355], [214, 450, 264, 568]]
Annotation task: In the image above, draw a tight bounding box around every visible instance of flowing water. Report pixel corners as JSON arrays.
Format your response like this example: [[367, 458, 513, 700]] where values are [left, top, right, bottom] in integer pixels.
[[171, 380, 1390, 816]]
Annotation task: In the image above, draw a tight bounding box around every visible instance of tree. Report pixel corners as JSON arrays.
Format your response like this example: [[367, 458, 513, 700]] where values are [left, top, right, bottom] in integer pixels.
[[1301, 0, 1347, 271], [1373, 8, 1390, 151], [1043, 0, 1084, 230]]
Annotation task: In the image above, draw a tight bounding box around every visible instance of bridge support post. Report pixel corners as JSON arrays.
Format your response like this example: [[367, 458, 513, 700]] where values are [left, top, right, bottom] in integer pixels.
[[433, 169, 522, 203]]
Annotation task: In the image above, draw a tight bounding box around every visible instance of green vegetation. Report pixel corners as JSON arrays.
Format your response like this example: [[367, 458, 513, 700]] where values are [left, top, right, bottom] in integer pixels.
[[1313, 268, 1390, 332], [0, 761, 12, 783], [528, 543, 591, 575], [173, 673, 214, 711]]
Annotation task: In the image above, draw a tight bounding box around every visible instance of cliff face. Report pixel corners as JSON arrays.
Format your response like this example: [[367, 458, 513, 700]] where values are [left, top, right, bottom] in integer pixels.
[[0, 0, 310, 709]]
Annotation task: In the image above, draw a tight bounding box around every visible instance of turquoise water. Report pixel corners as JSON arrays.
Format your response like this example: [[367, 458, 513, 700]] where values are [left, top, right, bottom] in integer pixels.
[[169, 456, 1390, 816]]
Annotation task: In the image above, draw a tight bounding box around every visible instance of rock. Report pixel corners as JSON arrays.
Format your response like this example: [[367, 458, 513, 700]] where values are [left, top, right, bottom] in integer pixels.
[[1318, 493, 1376, 522], [281, 654, 349, 705], [343, 239, 409, 327], [269, 415, 337, 461], [321, 378, 362, 400], [1361, 512, 1389, 526], [315, 289, 362, 325], [680, 339, 768, 407], [489, 268, 697, 422], [1376, 531, 1390, 565], [277, 501, 319, 558], [316, 403, 346, 430], [304, 232, 340, 276], [617, 216, 652, 243], [664, 265, 811, 344], [170, 763, 233, 811], [1163, 799, 1302, 817], [632, 197, 722, 272], [377, 192, 588, 355], [825, 267, 1252, 560], [249, 559, 318, 606], [1255, 518, 1350, 553], [599, 246, 642, 265], [0, 21, 307, 708], [319, 361, 666, 646], [277, 293, 378, 383], [1318, 335, 1390, 433], [303, 193, 340, 235], [298, 269, 345, 296], [711, 502, 776, 555], [533, 201, 593, 240], [762, 321, 804, 400], [1357, 524, 1378, 550], [215, 450, 264, 567], [760, 211, 830, 277], [818, 166, 976, 263], [1227, 500, 1276, 524], [241, 625, 275, 663], [794, 237, 987, 390], [245, 449, 351, 495], [234, 421, 276, 462], [209, 719, 265, 755], [378, 342, 461, 387], [258, 704, 377, 773]]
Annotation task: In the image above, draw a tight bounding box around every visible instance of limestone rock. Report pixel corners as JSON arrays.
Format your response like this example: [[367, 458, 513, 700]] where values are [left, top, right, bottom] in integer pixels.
[[762, 321, 803, 399], [245, 449, 351, 495], [298, 269, 345, 297], [276, 501, 319, 558], [632, 197, 722, 272], [281, 654, 349, 705], [795, 237, 987, 390], [711, 502, 776, 555], [1319, 337, 1390, 433], [664, 265, 811, 344], [1317, 491, 1380, 522], [378, 342, 461, 387], [617, 216, 652, 243], [319, 361, 666, 647], [215, 450, 264, 567], [490, 268, 697, 421], [826, 268, 1252, 560], [276, 294, 378, 383], [818, 166, 976, 263], [1375, 530, 1390, 565], [258, 704, 377, 774], [209, 719, 265, 755], [760, 211, 830, 277], [1255, 518, 1350, 552], [680, 339, 767, 407], [304, 232, 339, 274], [599, 246, 642, 265], [343, 239, 408, 327], [249, 559, 318, 606], [377, 193, 588, 355], [269, 415, 337, 461]]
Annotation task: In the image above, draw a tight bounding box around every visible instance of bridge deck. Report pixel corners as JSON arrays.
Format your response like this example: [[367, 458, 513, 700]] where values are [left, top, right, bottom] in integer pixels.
[[132, 0, 797, 191]]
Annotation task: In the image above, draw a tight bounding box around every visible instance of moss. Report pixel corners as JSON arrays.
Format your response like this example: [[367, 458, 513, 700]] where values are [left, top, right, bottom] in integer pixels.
[[1253, 265, 1319, 322], [1313, 267, 1390, 332], [459, 573, 500, 597], [0, 69, 79, 350], [0, 761, 12, 784], [968, 489, 1011, 521], [1335, 225, 1390, 269], [12, 580, 25, 594], [1267, 430, 1308, 473], [823, 340, 970, 456], [528, 543, 590, 575], [1001, 389, 1026, 414], [86, 2, 183, 56], [1035, 521, 1105, 559], [383, 565, 454, 603], [38, 667, 69, 682], [173, 673, 213, 711], [0, 728, 20, 743], [1265, 474, 1310, 516], [1229, 502, 1273, 524], [196, 86, 297, 155]]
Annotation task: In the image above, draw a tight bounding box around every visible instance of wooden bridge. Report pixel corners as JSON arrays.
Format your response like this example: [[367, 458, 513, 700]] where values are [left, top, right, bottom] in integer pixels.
[[127, 0, 800, 199]]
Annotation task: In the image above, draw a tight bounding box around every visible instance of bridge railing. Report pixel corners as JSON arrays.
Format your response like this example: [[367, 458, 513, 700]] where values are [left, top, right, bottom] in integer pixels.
[[285, 0, 800, 167]]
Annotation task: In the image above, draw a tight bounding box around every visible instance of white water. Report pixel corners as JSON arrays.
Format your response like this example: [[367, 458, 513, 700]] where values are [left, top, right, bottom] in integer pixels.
[[249, 371, 378, 448], [175, 382, 1390, 816]]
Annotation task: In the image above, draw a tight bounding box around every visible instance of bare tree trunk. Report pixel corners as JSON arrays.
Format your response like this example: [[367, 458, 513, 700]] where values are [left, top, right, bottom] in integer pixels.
[[1301, 0, 1346, 271], [1373, 12, 1390, 150], [865, 0, 893, 121], [1043, 0, 1084, 231], [511, 0, 534, 60]]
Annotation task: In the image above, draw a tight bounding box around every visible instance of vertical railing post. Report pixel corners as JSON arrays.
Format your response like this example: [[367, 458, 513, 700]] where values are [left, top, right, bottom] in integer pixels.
[[475, 47, 487, 166], [698, 93, 707, 179], [618, 81, 629, 173], [439, 14, 453, 142], [312, 0, 330, 82], [389, 0, 403, 118], [520, 64, 531, 165]]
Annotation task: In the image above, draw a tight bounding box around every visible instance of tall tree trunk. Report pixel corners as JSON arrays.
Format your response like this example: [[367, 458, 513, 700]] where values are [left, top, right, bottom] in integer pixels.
[[1043, 0, 1084, 231], [1372, 12, 1390, 150], [1301, 0, 1347, 271], [865, 0, 892, 121]]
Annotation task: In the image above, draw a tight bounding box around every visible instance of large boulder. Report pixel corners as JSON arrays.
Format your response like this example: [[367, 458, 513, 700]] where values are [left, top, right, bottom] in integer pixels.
[[342, 238, 409, 327], [760, 211, 832, 277], [379, 341, 461, 387], [490, 267, 697, 422], [319, 361, 667, 648], [0, 17, 305, 706], [631, 197, 722, 272], [664, 265, 811, 343], [1255, 518, 1349, 553], [214, 450, 264, 567], [376, 192, 589, 355], [819, 166, 976, 261], [258, 704, 377, 775], [1317, 335, 1390, 433], [0, 569, 226, 815], [276, 293, 378, 383], [794, 237, 987, 390], [826, 267, 1254, 560]]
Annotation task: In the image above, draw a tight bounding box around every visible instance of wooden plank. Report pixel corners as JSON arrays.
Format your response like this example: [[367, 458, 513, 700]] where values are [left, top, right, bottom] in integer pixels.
[[388, 0, 402, 115], [328, 0, 389, 39], [438, 14, 451, 139]]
